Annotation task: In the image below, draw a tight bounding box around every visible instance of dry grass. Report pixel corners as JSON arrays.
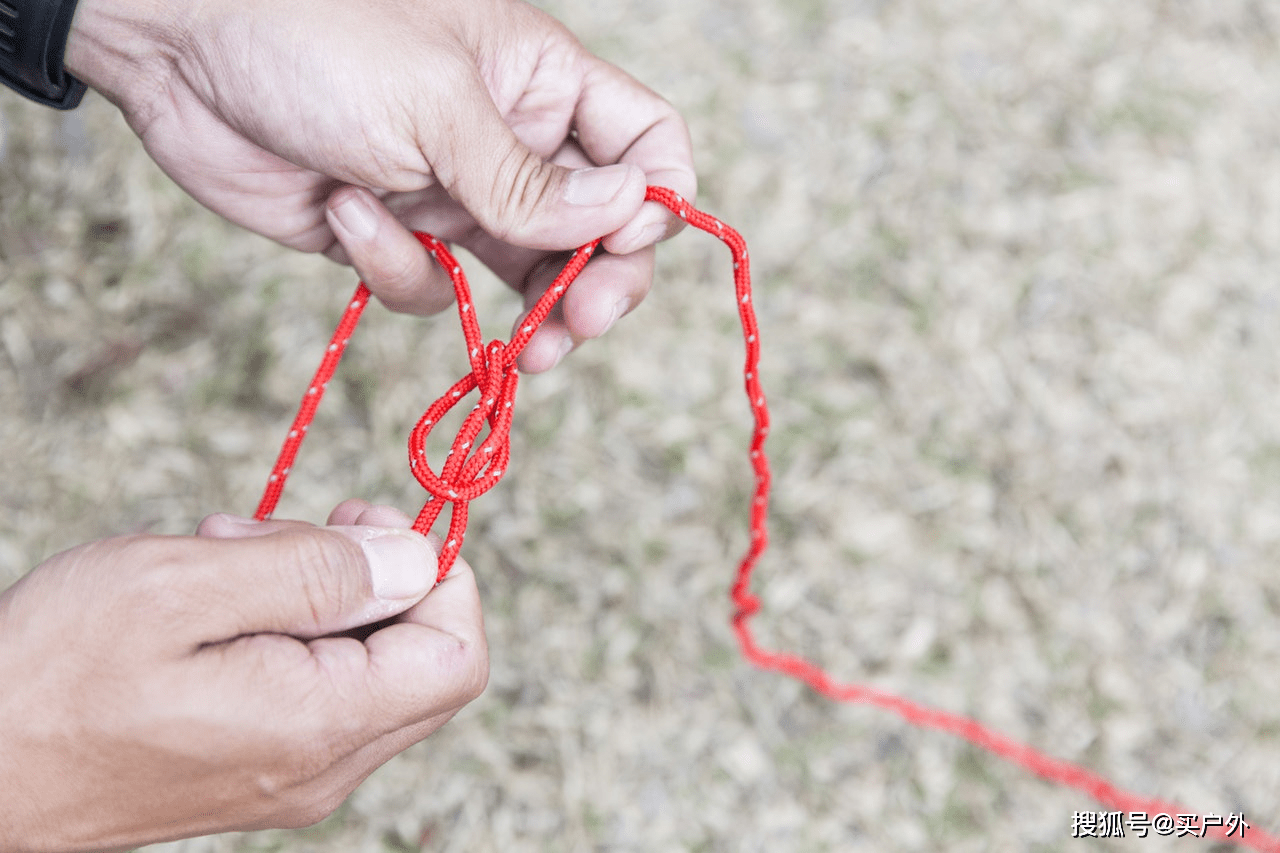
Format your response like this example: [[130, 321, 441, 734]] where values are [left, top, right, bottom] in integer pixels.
[[3, 0, 1280, 850]]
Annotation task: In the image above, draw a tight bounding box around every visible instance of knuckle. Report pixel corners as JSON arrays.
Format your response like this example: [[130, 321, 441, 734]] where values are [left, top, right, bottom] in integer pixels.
[[444, 633, 491, 706], [281, 531, 358, 628], [103, 536, 204, 625], [379, 633, 488, 721], [482, 144, 558, 242], [252, 718, 347, 804], [111, 534, 185, 584], [263, 730, 362, 826]]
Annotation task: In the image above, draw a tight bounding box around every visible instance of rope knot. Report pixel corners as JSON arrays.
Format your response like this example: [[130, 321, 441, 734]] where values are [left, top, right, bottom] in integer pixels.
[[406, 336, 518, 573], [398, 235, 602, 578], [466, 338, 511, 391]]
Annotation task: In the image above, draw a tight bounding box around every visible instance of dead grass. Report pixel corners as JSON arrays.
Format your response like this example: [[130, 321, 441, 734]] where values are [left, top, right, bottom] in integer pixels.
[[3, 0, 1280, 850]]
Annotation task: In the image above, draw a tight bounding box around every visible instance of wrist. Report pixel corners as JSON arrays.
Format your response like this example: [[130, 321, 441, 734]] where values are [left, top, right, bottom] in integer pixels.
[[63, 0, 186, 113]]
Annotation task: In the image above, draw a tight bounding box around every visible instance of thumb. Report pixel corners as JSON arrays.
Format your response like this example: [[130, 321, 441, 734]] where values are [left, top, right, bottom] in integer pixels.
[[193, 524, 439, 640], [423, 67, 647, 250]]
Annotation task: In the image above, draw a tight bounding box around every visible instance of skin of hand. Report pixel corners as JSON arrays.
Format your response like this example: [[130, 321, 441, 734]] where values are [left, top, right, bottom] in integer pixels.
[[0, 501, 487, 853], [63, 0, 697, 372]]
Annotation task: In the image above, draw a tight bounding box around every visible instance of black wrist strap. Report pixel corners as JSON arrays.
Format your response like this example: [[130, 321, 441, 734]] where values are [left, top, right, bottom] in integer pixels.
[[0, 0, 86, 109]]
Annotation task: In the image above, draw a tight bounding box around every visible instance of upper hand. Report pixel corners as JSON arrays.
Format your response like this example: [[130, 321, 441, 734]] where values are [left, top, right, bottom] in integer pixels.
[[0, 501, 487, 852], [65, 0, 697, 372]]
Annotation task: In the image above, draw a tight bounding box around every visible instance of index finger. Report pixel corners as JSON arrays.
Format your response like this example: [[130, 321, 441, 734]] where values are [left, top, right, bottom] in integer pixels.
[[570, 57, 697, 255], [307, 556, 488, 736]]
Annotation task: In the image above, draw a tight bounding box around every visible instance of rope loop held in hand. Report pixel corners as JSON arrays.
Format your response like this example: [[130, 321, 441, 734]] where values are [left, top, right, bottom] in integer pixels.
[[255, 229, 598, 578]]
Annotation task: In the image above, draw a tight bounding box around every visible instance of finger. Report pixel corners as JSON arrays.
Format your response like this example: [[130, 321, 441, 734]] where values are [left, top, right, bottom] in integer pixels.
[[331, 502, 432, 543], [509, 246, 654, 373], [199, 506, 415, 537], [418, 58, 647, 250], [447, 138, 592, 286], [451, 140, 650, 371], [351, 504, 415, 529], [306, 555, 487, 734], [570, 56, 697, 255], [558, 248, 655, 343], [326, 499, 373, 527], [196, 513, 311, 539], [325, 186, 456, 316], [324, 500, 415, 529], [181, 525, 439, 640], [514, 308, 572, 374], [449, 115, 666, 373]]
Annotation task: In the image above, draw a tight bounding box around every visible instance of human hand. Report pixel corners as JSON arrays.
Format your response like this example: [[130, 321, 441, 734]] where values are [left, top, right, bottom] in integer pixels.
[[64, 0, 696, 372], [0, 501, 487, 853]]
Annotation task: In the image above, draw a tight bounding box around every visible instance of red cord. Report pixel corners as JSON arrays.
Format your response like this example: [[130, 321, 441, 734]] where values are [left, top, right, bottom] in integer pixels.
[[255, 232, 597, 579], [256, 186, 1278, 850]]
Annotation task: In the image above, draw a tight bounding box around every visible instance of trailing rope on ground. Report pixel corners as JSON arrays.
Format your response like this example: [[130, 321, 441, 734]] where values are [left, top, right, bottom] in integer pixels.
[[255, 185, 1277, 851]]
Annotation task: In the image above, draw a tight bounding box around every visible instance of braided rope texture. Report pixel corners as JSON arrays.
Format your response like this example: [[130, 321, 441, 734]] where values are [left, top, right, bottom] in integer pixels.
[[256, 186, 1278, 851]]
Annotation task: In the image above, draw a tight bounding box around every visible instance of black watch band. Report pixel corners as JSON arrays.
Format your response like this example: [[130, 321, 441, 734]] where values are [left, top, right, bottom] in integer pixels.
[[0, 0, 86, 109]]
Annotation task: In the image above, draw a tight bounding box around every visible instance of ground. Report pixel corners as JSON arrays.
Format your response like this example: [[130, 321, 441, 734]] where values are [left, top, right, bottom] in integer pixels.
[[1, 0, 1279, 850]]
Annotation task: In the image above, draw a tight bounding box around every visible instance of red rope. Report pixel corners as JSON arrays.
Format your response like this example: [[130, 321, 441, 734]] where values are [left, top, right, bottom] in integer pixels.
[[255, 232, 597, 578], [256, 186, 1278, 850]]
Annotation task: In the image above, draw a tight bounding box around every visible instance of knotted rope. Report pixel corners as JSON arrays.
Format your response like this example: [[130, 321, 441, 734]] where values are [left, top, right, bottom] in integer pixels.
[[255, 186, 1277, 850], [253, 225, 597, 578]]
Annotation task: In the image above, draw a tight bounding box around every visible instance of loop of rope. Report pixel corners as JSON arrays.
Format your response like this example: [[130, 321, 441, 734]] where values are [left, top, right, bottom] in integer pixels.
[[255, 185, 1277, 851], [255, 233, 598, 578]]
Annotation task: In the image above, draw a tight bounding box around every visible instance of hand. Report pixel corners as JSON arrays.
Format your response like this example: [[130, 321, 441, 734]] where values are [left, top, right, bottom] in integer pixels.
[[65, 0, 697, 372], [0, 501, 487, 853]]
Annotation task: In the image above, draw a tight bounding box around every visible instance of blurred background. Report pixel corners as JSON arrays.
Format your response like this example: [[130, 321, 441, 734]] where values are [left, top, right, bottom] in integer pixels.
[[2, 0, 1279, 850]]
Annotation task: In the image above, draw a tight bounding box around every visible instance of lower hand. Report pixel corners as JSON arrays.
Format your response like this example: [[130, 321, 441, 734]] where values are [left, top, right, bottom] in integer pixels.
[[0, 501, 487, 852]]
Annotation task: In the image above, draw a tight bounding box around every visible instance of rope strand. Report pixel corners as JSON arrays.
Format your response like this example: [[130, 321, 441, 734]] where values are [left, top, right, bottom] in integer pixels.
[[256, 186, 1277, 851]]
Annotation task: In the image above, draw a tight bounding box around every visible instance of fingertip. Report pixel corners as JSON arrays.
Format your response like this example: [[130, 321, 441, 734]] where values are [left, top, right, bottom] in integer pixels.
[[327, 499, 373, 526], [196, 512, 262, 538], [602, 164, 697, 255], [488, 162, 647, 251], [516, 325, 575, 373], [325, 186, 454, 316], [602, 296, 632, 336], [331, 526, 438, 605], [353, 504, 416, 529], [603, 200, 682, 256], [197, 513, 318, 540], [550, 334, 575, 368], [328, 185, 380, 242]]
